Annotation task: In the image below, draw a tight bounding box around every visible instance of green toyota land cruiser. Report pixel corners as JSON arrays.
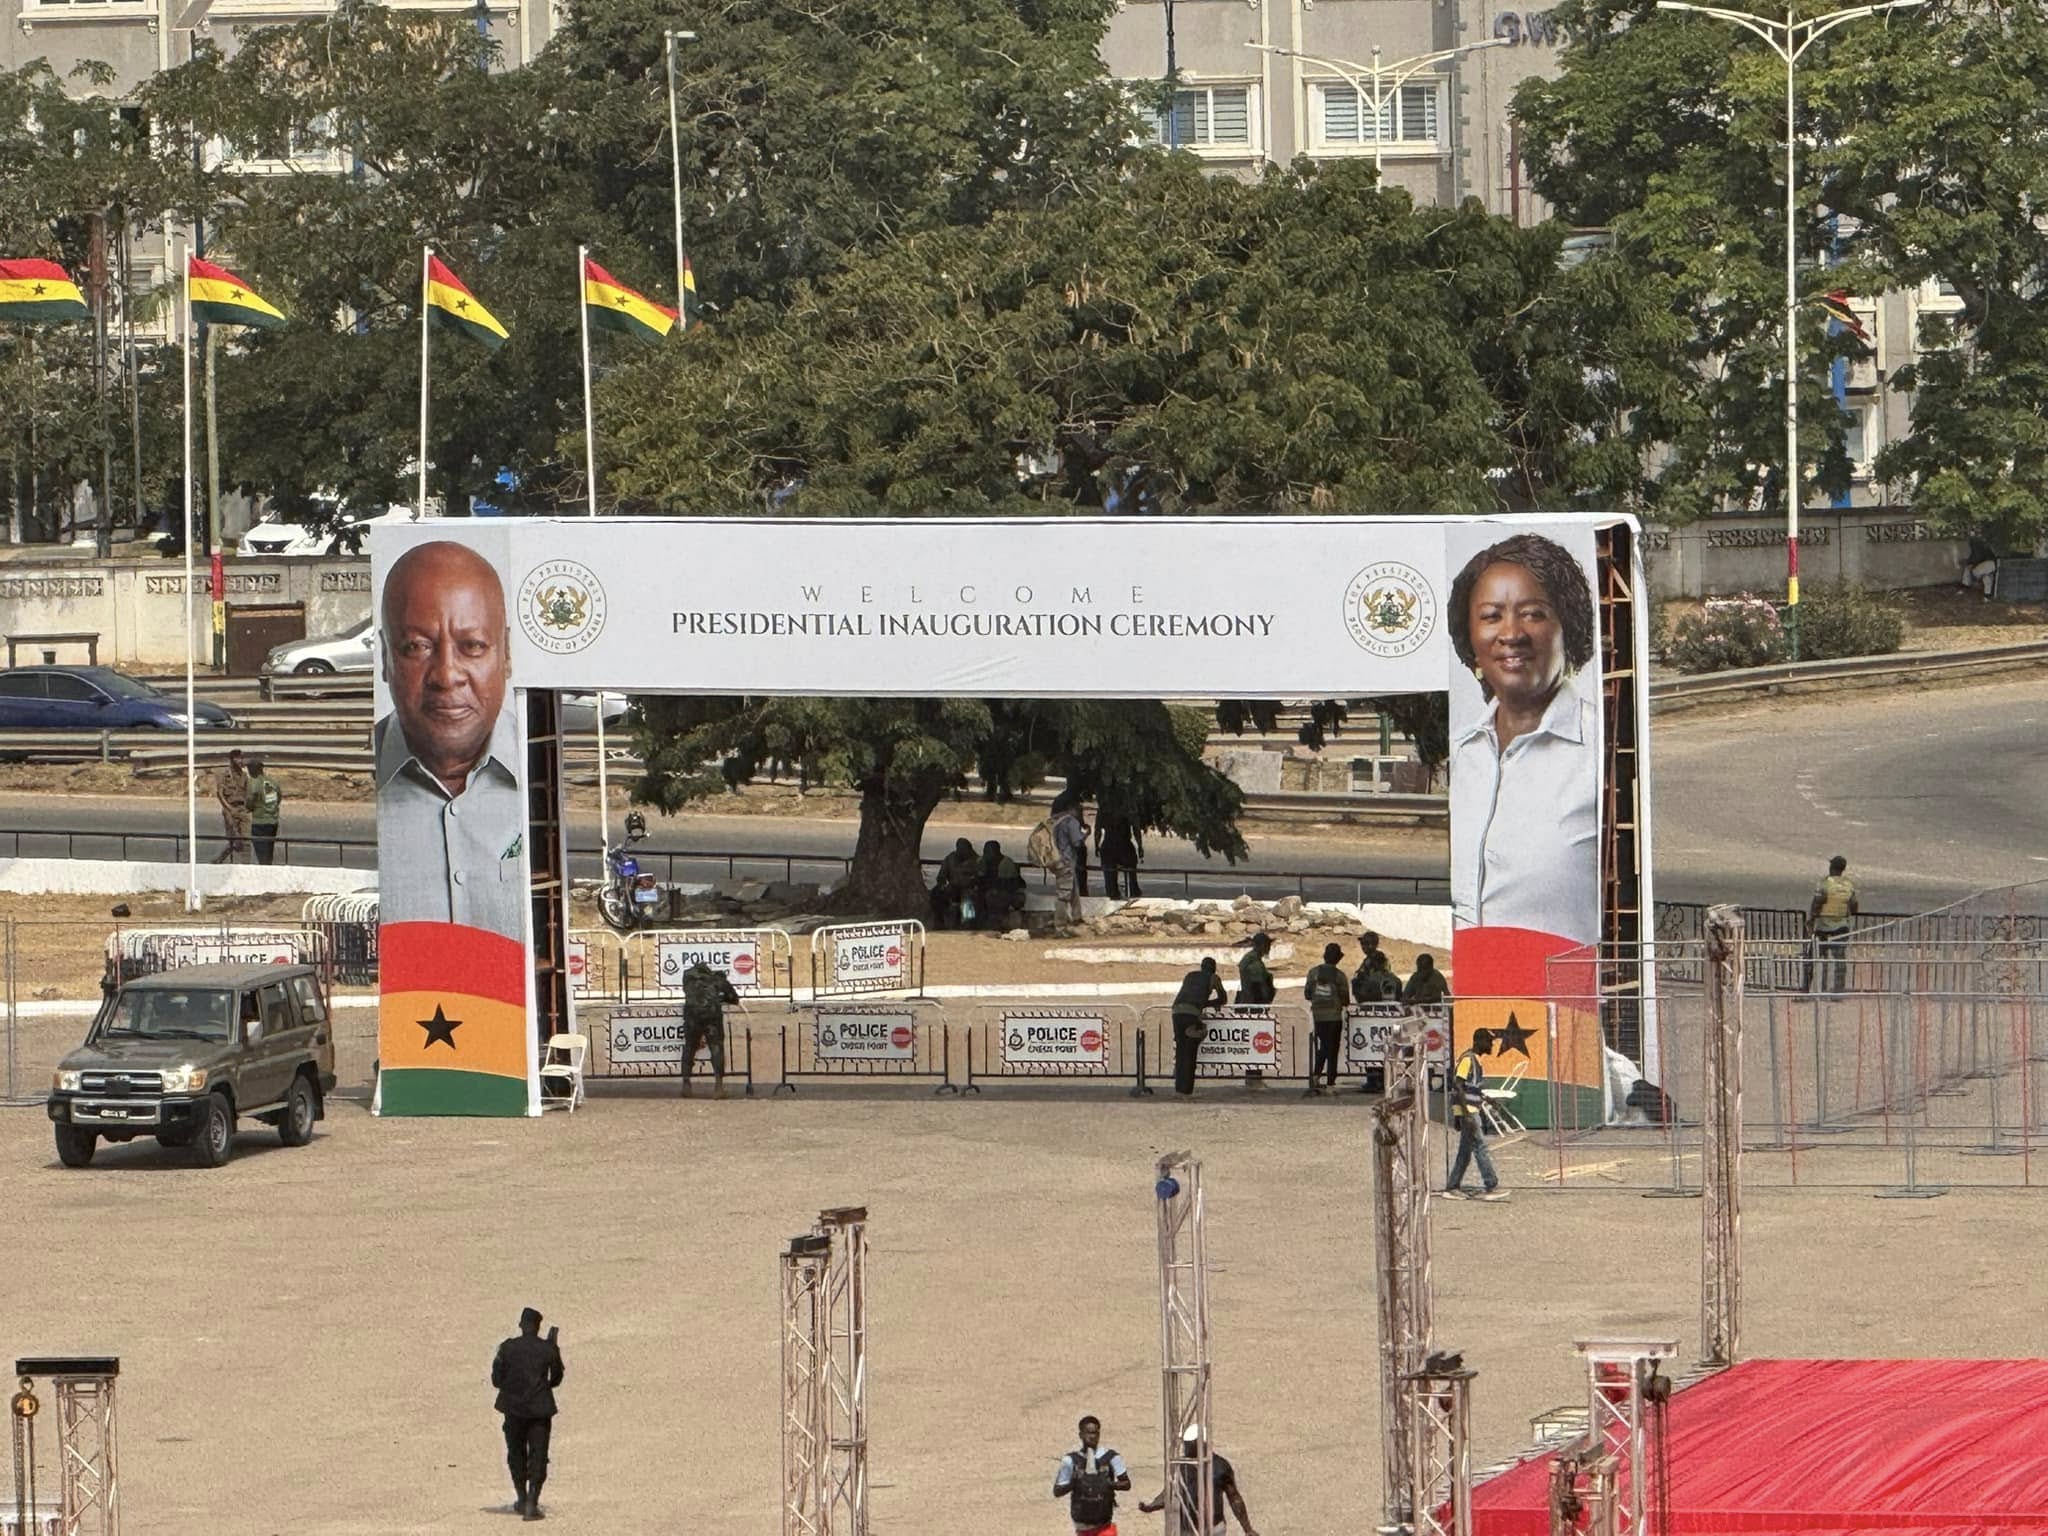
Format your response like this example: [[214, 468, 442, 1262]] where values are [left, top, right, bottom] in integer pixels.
[[47, 962, 340, 1168]]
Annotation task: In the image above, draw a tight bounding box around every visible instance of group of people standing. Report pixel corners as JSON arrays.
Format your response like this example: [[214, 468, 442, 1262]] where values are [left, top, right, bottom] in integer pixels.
[[213, 747, 285, 865]]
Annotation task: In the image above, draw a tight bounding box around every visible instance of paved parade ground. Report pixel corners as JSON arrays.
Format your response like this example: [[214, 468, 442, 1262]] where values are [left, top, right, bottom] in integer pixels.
[[9, 1087, 2045, 1535]]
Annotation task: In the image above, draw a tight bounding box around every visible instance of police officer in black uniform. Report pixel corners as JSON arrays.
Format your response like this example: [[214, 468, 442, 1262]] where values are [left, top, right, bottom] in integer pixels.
[[492, 1306, 566, 1521], [1170, 958, 1228, 1096]]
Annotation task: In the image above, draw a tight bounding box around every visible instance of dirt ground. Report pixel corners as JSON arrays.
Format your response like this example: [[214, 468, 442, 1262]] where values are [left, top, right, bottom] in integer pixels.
[[6, 1088, 2046, 1536]]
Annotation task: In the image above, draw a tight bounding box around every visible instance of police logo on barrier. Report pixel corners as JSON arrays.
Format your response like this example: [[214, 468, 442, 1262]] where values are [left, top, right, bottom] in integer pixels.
[[1343, 561, 1436, 658], [820, 1025, 838, 1050], [518, 559, 608, 654]]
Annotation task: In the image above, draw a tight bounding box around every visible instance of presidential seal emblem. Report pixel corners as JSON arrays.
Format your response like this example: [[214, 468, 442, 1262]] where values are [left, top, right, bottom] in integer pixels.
[[518, 559, 608, 655], [1344, 562, 1437, 658]]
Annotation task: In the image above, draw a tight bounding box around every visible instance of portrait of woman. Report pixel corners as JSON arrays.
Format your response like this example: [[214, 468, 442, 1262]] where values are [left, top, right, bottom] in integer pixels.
[[1446, 530, 1601, 944]]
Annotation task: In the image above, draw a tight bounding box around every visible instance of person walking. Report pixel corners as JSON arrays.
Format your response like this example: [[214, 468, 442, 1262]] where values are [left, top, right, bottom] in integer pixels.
[[1303, 942, 1349, 1095], [1138, 1425, 1261, 1536], [245, 757, 283, 867], [1447, 1030, 1507, 1201], [213, 748, 250, 864], [1402, 953, 1448, 1008], [680, 960, 741, 1098], [1052, 1415, 1131, 1535], [491, 1306, 565, 1521], [1051, 798, 1090, 933], [1805, 855, 1859, 996], [1170, 958, 1227, 1097]]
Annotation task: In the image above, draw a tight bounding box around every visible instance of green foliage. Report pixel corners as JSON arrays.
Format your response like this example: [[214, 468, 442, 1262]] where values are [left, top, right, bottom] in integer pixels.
[[1666, 596, 1790, 673], [1796, 581, 1903, 661]]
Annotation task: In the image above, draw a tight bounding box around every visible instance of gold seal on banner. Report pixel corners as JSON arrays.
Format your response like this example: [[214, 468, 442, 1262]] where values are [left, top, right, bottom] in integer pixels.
[[1343, 561, 1437, 658], [517, 559, 609, 655]]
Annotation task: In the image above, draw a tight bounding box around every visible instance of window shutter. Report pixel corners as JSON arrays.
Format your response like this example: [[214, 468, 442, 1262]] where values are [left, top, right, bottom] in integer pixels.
[[1210, 87, 1250, 144], [1322, 84, 1360, 143]]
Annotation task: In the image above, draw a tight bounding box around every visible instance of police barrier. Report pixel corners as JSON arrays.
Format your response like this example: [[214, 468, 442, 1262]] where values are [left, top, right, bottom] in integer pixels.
[[566, 928, 628, 1003], [1344, 1004, 1453, 1092], [104, 924, 329, 986], [631, 927, 797, 1001], [301, 893, 379, 985], [808, 920, 927, 1000], [1141, 1003, 1306, 1083], [586, 1001, 757, 1093], [777, 1000, 952, 1092], [962, 1004, 1148, 1094]]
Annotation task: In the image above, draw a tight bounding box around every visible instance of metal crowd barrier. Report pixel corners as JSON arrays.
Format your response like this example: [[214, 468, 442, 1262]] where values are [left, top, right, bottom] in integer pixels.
[[962, 1004, 1149, 1094], [777, 1000, 953, 1093], [807, 921, 928, 1002], [581, 1002, 759, 1094]]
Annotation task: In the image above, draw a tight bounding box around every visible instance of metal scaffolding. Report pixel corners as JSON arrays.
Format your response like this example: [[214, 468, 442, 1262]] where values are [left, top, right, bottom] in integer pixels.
[[1548, 1339, 1676, 1536], [1155, 1151, 1214, 1536], [1407, 1356, 1474, 1536], [816, 1207, 870, 1536], [12, 1358, 118, 1536], [1373, 1020, 1435, 1532], [1700, 906, 1744, 1368], [780, 1232, 832, 1536]]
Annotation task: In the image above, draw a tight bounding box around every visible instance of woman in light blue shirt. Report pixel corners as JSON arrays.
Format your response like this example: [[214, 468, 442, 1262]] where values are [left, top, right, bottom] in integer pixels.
[[1447, 533, 1601, 944]]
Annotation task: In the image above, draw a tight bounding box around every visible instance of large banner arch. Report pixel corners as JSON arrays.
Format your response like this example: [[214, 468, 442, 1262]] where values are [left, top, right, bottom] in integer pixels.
[[368, 515, 1653, 1116]]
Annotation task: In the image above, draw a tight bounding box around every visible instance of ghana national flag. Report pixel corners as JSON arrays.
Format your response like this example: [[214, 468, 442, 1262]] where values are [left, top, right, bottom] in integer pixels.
[[377, 921, 533, 1116], [426, 254, 509, 351], [0, 258, 90, 324], [583, 256, 677, 343], [680, 256, 698, 330], [188, 256, 286, 330]]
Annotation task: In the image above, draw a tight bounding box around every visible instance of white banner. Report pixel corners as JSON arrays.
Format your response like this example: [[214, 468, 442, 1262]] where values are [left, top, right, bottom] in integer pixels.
[[607, 1006, 719, 1066], [820, 922, 914, 990], [369, 516, 1490, 697], [816, 1010, 917, 1061], [1196, 1009, 1280, 1069], [656, 932, 770, 993], [1000, 1013, 1109, 1066]]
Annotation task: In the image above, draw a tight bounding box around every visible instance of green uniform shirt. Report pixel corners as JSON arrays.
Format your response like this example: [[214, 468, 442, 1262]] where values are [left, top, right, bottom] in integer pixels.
[[1303, 962, 1349, 1023], [1403, 967, 1448, 1006], [1237, 952, 1276, 1006], [247, 774, 282, 823]]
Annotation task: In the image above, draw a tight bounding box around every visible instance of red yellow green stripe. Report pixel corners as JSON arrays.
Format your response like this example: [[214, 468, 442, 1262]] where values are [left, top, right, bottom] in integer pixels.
[[426, 254, 508, 351], [583, 256, 676, 343], [0, 258, 90, 323], [189, 255, 286, 330], [377, 921, 531, 1116]]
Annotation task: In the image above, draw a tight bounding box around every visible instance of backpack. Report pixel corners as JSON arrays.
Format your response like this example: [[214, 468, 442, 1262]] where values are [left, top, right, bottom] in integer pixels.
[[1067, 1453, 1118, 1527], [1027, 816, 1060, 870], [1309, 969, 1340, 1004], [682, 966, 724, 1018]]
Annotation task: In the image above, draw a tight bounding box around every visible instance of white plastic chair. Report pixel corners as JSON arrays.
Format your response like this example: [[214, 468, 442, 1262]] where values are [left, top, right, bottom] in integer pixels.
[[1481, 1061, 1529, 1140], [539, 1032, 588, 1113]]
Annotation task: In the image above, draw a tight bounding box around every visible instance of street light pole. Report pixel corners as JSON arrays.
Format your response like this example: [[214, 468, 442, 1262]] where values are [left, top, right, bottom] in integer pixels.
[[1247, 38, 1508, 180], [664, 30, 697, 318], [1654, 0, 1925, 658]]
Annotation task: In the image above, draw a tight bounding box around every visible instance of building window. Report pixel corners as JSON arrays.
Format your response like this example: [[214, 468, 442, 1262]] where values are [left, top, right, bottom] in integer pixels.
[[1314, 80, 1443, 150], [1152, 85, 1255, 153], [1843, 403, 1878, 482]]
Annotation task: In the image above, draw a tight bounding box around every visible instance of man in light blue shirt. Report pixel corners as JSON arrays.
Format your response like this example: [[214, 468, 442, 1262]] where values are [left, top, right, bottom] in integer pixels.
[[375, 540, 527, 944]]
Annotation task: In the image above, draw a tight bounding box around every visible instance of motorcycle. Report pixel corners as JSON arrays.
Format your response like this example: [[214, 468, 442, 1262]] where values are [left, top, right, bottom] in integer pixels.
[[598, 812, 675, 931]]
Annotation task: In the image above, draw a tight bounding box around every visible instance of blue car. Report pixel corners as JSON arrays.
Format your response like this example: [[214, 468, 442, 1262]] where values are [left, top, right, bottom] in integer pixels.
[[0, 666, 235, 731]]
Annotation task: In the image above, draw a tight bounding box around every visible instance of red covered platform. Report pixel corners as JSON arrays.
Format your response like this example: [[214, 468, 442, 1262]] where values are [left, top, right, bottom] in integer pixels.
[[1472, 1358, 2048, 1534]]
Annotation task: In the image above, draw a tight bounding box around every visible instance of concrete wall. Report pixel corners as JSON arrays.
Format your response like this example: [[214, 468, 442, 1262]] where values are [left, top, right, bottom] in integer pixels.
[[1, 556, 371, 671], [1641, 510, 1970, 599]]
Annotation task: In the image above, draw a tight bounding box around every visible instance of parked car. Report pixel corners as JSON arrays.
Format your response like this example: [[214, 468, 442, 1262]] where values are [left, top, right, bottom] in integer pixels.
[[47, 962, 338, 1167], [262, 615, 375, 676], [561, 691, 629, 732], [0, 666, 234, 731], [238, 502, 432, 558]]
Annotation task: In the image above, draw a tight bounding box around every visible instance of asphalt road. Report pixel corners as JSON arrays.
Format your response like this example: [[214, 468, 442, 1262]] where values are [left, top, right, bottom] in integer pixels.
[[2, 675, 2041, 915]]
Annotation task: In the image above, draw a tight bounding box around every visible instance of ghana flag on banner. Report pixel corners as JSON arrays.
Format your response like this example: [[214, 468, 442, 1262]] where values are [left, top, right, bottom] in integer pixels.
[[0, 258, 90, 323], [679, 256, 698, 329], [188, 255, 286, 330], [426, 255, 509, 351], [583, 256, 676, 343], [377, 922, 533, 1115]]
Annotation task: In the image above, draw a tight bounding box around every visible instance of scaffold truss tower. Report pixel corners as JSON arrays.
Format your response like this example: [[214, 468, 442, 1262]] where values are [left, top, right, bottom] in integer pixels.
[[1406, 1355, 1475, 1536], [781, 1232, 832, 1536], [1700, 906, 1744, 1368], [1374, 1021, 1435, 1532], [1155, 1151, 1215, 1536], [12, 1358, 119, 1536], [1548, 1339, 1676, 1536], [816, 1207, 870, 1536]]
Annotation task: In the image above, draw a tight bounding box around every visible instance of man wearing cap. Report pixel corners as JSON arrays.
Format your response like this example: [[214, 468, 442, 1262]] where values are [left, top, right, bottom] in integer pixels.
[[1169, 958, 1228, 1097], [491, 1306, 565, 1520], [1138, 1425, 1260, 1536], [1052, 1414, 1131, 1535]]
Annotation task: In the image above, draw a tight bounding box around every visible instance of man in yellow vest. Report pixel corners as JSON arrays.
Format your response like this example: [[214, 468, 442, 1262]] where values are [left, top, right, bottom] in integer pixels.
[[1805, 855, 1859, 995]]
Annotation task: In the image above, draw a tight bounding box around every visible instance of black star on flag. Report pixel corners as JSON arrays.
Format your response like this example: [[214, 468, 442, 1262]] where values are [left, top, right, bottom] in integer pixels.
[[30, 283, 46, 296], [1493, 1012, 1535, 1059], [418, 1004, 462, 1050], [454, 296, 468, 310]]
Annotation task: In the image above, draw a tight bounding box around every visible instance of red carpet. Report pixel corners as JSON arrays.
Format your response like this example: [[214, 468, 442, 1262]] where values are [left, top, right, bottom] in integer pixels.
[[1472, 1358, 2048, 1534]]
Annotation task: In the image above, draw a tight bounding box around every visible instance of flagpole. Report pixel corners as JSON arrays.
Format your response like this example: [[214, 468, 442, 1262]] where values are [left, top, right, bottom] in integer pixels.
[[416, 245, 431, 521], [578, 246, 611, 875], [180, 232, 200, 912]]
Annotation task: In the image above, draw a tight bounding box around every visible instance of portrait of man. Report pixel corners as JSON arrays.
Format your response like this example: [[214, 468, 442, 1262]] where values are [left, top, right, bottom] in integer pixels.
[[375, 538, 528, 945], [1446, 527, 1601, 945]]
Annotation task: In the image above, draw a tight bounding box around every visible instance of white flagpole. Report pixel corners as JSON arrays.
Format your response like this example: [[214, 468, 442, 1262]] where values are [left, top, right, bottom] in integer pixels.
[[578, 247, 611, 872], [180, 232, 200, 912], [416, 245, 431, 520]]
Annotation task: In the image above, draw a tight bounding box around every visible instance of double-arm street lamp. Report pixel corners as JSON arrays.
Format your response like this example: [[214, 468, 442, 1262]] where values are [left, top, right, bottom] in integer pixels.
[[1654, 0, 1925, 656], [1246, 38, 1509, 178]]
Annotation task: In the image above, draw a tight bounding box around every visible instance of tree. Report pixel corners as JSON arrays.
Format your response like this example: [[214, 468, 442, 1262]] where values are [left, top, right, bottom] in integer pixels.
[[632, 695, 1243, 914]]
